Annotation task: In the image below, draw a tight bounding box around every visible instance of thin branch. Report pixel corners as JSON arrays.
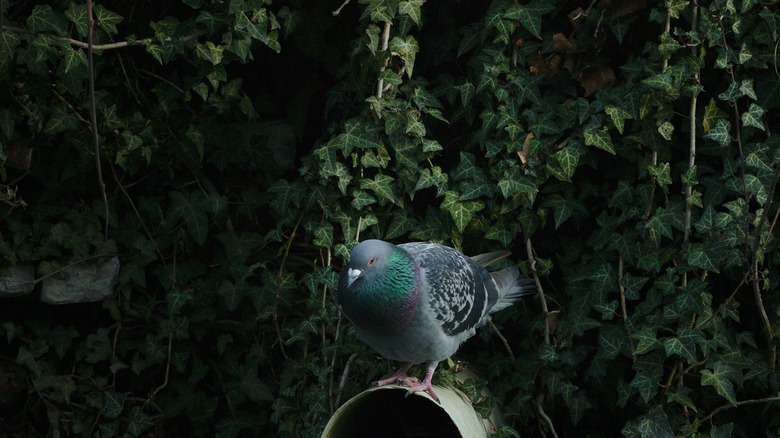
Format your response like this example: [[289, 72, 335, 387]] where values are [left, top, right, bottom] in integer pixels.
[[695, 271, 750, 331], [375, 21, 392, 99], [703, 396, 780, 424], [618, 257, 635, 360], [332, 0, 352, 16], [1, 24, 205, 50], [335, 353, 358, 408], [273, 216, 303, 360], [535, 394, 560, 438], [86, 0, 109, 239], [110, 163, 167, 269], [29, 254, 118, 285], [488, 319, 515, 362], [526, 239, 551, 344], [146, 333, 173, 403], [683, 3, 700, 289]]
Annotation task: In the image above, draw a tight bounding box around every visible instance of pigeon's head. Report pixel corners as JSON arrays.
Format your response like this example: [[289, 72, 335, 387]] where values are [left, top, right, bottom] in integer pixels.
[[343, 239, 395, 289]]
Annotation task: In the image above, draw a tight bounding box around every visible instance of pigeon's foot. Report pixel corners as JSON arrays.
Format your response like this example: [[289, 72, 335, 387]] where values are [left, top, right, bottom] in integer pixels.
[[371, 363, 412, 387], [403, 370, 439, 404]]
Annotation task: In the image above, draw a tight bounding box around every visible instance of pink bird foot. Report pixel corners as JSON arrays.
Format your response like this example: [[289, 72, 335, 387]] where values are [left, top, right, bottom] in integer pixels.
[[402, 369, 439, 403], [371, 363, 412, 387]]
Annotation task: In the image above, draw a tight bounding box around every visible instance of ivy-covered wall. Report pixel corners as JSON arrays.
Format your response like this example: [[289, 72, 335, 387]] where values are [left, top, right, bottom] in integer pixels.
[[1, 0, 779, 436]]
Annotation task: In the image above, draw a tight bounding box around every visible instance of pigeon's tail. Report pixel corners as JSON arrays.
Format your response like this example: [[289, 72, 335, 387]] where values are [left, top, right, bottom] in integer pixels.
[[488, 266, 536, 314]]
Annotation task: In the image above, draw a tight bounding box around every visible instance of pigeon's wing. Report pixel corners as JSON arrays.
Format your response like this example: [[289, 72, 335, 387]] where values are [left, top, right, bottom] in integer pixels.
[[399, 243, 498, 337]]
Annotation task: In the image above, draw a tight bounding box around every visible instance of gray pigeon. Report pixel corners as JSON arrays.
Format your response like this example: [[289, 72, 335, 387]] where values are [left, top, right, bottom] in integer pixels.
[[337, 239, 535, 401]]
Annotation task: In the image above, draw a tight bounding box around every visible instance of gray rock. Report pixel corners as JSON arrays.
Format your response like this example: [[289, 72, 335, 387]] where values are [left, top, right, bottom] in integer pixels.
[[41, 257, 120, 304], [0, 265, 35, 296]]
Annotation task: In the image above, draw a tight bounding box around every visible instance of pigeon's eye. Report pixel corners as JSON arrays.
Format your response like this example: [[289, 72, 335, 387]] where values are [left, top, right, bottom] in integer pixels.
[[368, 257, 376, 266]]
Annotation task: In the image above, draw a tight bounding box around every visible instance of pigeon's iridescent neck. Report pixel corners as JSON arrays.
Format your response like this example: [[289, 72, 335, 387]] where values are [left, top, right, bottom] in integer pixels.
[[343, 248, 420, 332]]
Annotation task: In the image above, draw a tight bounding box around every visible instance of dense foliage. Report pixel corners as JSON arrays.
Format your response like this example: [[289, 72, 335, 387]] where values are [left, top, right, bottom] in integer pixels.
[[1, 0, 779, 436]]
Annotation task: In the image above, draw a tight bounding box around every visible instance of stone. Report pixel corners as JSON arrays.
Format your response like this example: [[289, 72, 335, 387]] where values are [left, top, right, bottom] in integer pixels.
[[40, 257, 120, 304], [0, 265, 35, 297]]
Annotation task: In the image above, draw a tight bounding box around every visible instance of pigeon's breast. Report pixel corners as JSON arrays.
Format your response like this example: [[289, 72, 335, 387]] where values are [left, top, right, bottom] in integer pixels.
[[354, 310, 460, 364]]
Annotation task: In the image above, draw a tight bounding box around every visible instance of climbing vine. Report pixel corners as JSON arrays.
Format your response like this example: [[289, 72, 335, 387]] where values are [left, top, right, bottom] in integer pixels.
[[0, 0, 779, 436]]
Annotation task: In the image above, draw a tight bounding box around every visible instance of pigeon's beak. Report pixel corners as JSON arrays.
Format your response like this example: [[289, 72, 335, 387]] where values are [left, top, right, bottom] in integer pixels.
[[346, 268, 362, 287]]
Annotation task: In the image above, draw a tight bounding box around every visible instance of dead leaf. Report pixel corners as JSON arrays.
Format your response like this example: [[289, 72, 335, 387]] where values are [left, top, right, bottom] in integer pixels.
[[600, 0, 646, 19], [518, 132, 534, 165], [553, 33, 576, 54], [529, 53, 562, 79], [579, 65, 616, 96], [5, 141, 32, 171]]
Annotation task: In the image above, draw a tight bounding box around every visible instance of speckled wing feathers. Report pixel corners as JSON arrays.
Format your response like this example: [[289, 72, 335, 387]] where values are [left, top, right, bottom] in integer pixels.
[[399, 243, 497, 337]]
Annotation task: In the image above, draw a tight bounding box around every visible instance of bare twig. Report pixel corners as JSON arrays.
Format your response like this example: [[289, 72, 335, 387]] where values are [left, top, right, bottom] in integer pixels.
[[535, 394, 560, 438], [618, 257, 635, 360], [332, 0, 352, 16], [375, 21, 392, 99], [696, 272, 750, 331], [110, 163, 167, 269], [526, 239, 551, 344], [335, 353, 358, 408], [273, 216, 303, 360], [29, 254, 118, 285], [703, 396, 780, 424], [146, 333, 173, 403], [644, 11, 672, 221], [683, 3, 700, 289], [488, 319, 515, 362], [1, 24, 205, 50], [86, 0, 109, 239]]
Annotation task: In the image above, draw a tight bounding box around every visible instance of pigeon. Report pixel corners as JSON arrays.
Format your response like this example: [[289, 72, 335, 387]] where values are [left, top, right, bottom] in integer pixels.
[[337, 239, 535, 402]]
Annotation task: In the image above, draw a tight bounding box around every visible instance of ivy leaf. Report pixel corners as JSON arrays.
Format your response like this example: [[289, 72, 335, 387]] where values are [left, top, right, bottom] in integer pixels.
[[543, 194, 586, 229], [27, 5, 66, 35], [567, 394, 592, 425], [365, 24, 380, 55], [94, 5, 124, 36], [103, 391, 127, 418], [168, 191, 210, 245], [62, 47, 87, 75], [646, 207, 675, 241], [498, 174, 537, 198], [701, 362, 738, 406], [385, 212, 416, 240], [351, 190, 377, 210], [620, 273, 649, 300], [388, 35, 419, 77], [630, 351, 664, 402], [702, 98, 727, 132], [65, 3, 89, 37], [741, 103, 765, 130], [631, 328, 661, 355], [739, 79, 757, 101], [399, 0, 424, 26], [127, 406, 154, 436], [584, 129, 616, 155], [504, 1, 555, 39], [485, 11, 512, 44], [718, 82, 742, 102], [414, 166, 447, 194], [642, 71, 674, 93], [360, 174, 397, 205], [554, 145, 581, 181], [663, 327, 698, 362], [703, 119, 731, 146], [327, 118, 381, 156], [686, 242, 719, 272], [441, 191, 484, 232], [605, 105, 632, 134], [195, 41, 224, 66], [657, 121, 674, 140]]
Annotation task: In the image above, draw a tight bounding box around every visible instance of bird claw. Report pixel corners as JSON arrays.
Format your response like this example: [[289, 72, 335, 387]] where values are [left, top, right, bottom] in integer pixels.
[[404, 380, 440, 404]]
